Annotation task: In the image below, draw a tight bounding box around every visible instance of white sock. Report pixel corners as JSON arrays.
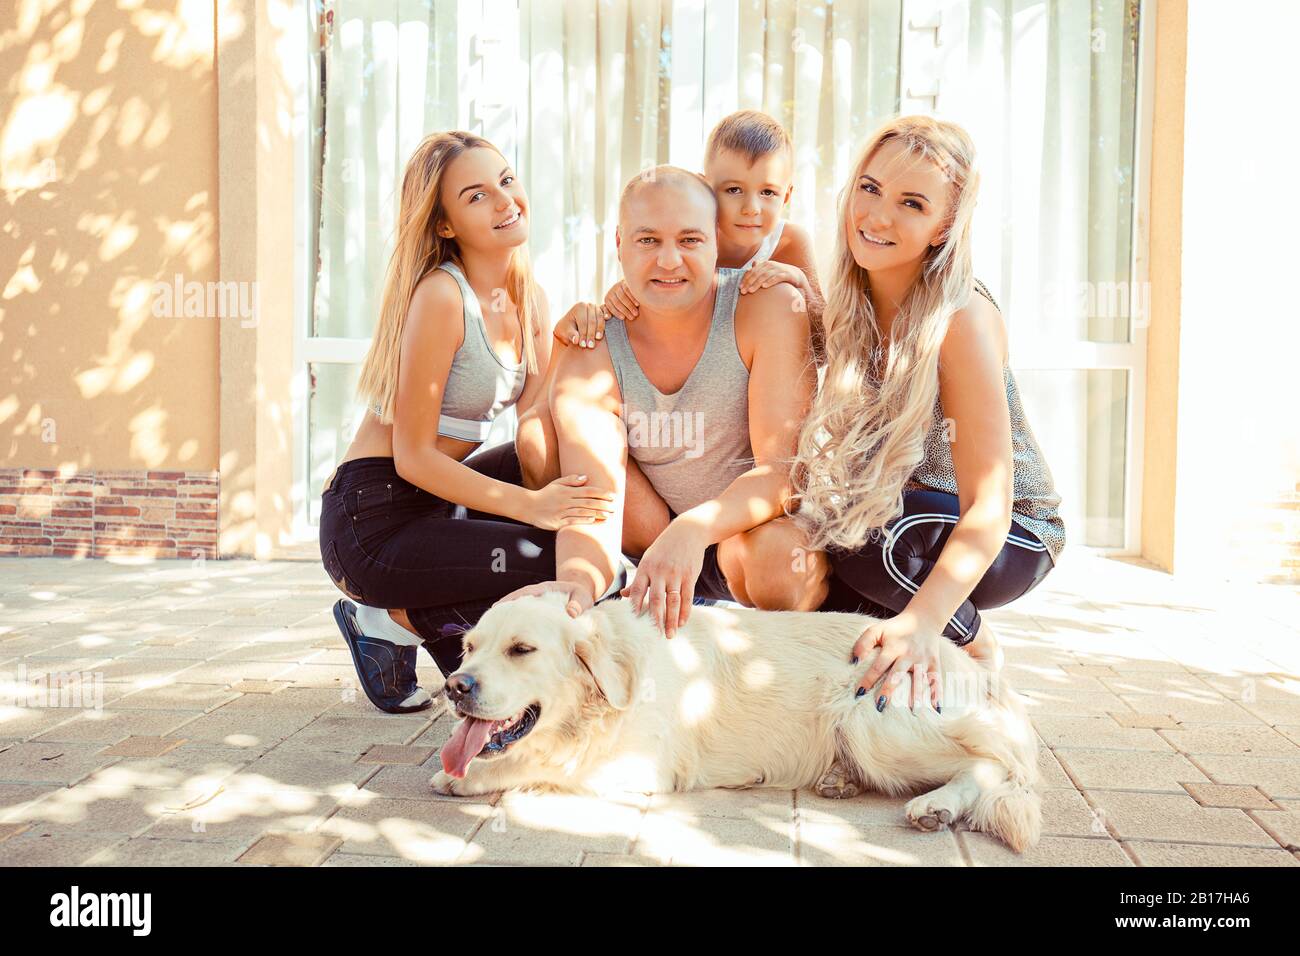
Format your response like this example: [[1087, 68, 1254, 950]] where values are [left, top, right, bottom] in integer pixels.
[[354, 603, 422, 647]]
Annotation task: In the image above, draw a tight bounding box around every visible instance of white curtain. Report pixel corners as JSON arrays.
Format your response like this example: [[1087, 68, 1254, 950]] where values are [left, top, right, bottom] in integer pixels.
[[519, 0, 902, 320]]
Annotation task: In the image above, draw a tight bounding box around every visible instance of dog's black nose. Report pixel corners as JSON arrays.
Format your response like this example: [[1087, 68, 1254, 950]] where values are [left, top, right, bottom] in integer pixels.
[[445, 672, 477, 701]]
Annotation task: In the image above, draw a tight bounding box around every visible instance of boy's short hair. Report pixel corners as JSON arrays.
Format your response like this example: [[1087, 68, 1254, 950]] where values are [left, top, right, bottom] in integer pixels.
[[705, 110, 793, 167]]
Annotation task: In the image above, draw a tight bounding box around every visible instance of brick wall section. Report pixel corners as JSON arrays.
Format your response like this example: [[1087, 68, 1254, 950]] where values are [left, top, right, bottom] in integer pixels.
[[0, 469, 219, 559]]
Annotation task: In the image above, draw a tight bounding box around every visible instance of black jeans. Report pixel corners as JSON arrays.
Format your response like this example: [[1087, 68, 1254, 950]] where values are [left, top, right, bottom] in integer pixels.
[[317, 443, 731, 674], [319, 443, 572, 675], [825, 489, 1056, 646]]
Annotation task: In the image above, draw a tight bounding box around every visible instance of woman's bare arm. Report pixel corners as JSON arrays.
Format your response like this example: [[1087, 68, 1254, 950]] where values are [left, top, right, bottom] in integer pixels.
[[390, 271, 535, 522], [897, 292, 1014, 634]]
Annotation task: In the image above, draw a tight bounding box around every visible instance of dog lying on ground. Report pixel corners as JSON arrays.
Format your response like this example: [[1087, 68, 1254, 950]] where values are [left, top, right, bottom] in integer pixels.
[[429, 592, 1041, 852]]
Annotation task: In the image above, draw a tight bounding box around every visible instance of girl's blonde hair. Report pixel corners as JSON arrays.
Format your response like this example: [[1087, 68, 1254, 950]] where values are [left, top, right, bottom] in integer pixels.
[[791, 115, 980, 552], [357, 131, 542, 423]]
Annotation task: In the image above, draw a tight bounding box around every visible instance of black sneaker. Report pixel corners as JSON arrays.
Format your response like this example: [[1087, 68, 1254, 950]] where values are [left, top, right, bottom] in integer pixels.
[[332, 600, 433, 714]]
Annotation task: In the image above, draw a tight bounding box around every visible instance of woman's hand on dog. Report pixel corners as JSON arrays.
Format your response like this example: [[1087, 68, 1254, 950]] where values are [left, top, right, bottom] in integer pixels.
[[620, 522, 708, 639], [851, 611, 944, 713], [496, 580, 595, 619]]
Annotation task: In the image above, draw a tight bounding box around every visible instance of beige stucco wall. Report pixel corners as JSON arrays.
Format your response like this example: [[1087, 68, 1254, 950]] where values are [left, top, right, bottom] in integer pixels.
[[2, 0, 220, 472], [216, 0, 300, 559]]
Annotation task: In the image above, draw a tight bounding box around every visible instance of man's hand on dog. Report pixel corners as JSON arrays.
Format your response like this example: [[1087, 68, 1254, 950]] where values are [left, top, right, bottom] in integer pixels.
[[496, 580, 594, 619], [620, 522, 708, 639]]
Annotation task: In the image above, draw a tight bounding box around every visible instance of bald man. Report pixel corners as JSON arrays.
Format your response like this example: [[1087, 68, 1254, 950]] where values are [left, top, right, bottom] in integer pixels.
[[509, 166, 830, 634]]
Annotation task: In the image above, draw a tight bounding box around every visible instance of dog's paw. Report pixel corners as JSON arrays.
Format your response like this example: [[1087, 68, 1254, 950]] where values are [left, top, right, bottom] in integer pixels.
[[813, 762, 860, 800], [429, 770, 463, 796], [904, 788, 966, 832], [430, 769, 500, 797]]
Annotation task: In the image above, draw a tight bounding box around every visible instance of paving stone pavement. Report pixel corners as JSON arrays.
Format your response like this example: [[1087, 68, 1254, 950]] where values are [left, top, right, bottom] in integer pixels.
[[1, 552, 1297, 867]]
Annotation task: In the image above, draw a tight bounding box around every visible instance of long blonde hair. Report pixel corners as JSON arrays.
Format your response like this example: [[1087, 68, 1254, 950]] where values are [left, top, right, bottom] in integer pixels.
[[356, 131, 542, 423], [792, 116, 980, 552]]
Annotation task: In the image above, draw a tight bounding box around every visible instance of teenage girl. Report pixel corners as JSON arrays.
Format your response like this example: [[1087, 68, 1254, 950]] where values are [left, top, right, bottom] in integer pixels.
[[318, 131, 617, 714]]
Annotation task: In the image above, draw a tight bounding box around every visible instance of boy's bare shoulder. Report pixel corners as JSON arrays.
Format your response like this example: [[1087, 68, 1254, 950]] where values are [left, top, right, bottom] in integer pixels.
[[775, 219, 810, 249], [772, 220, 815, 267]]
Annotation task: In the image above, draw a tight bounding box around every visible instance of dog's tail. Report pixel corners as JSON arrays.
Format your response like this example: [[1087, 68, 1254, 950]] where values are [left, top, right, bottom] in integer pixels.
[[966, 771, 1043, 853], [949, 670, 1044, 852]]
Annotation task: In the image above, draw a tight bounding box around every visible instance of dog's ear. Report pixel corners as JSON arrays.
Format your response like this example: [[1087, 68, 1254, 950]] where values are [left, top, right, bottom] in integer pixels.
[[574, 612, 632, 711]]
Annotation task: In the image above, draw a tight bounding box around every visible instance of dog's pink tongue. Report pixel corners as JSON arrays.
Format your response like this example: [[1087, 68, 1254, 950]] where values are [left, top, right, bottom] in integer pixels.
[[441, 717, 497, 778]]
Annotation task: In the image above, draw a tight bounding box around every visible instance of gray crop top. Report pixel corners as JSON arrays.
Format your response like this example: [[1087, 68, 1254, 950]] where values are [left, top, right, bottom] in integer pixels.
[[372, 260, 527, 441]]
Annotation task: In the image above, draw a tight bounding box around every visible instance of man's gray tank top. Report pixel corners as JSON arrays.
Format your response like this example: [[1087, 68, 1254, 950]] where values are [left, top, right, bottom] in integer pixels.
[[371, 260, 526, 442], [603, 269, 753, 516], [908, 279, 1067, 563]]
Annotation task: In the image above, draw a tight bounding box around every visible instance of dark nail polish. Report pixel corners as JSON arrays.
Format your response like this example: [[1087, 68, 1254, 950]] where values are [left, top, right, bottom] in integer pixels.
[[850, 655, 858, 665], [876, 695, 887, 712], [855, 687, 865, 698], [936, 705, 942, 713]]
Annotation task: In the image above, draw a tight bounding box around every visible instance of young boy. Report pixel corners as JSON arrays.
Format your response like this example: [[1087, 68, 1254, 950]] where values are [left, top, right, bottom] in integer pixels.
[[557, 109, 825, 355]]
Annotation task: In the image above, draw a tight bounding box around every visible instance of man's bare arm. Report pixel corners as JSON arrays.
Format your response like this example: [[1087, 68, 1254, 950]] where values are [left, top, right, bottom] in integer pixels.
[[548, 339, 628, 604]]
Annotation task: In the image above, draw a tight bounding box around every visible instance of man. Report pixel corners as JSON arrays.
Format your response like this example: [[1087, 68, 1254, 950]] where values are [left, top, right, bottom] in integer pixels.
[[507, 166, 829, 633]]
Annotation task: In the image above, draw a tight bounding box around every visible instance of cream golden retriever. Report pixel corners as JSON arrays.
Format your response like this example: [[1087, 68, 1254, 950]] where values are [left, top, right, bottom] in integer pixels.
[[429, 592, 1041, 852]]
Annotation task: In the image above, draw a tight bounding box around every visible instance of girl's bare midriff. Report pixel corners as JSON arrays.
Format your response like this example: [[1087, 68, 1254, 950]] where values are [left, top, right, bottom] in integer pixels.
[[322, 413, 482, 493]]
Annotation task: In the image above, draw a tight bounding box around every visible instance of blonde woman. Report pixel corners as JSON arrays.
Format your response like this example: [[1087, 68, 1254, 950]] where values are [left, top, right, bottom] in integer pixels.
[[793, 116, 1065, 727], [319, 131, 617, 714]]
